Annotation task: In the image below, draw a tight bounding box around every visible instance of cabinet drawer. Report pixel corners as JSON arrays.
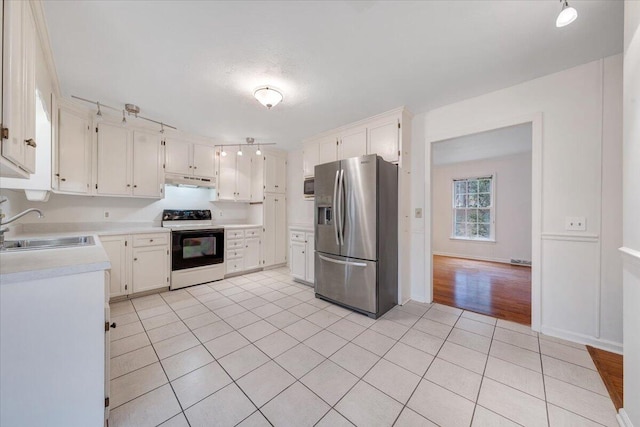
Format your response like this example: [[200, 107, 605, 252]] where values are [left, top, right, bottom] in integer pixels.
[[226, 259, 244, 273], [226, 229, 245, 240], [132, 233, 169, 247], [290, 231, 306, 243], [244, 228, 261, 238], [227, 239, 244, 250], [227, 249, 244, 260]]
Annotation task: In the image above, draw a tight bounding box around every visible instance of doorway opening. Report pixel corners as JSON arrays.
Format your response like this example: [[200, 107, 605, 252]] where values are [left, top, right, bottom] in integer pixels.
[[430, 123, 533, 325]]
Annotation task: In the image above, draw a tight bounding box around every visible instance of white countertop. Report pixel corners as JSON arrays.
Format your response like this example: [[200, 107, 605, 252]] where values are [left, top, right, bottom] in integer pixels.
[[0, 234, 111, 285], [289, 224, 314, 231], [220, 224, 262, 229]]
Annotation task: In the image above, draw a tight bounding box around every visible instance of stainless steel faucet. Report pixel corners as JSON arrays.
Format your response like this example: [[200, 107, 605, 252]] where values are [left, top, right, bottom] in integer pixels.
[[0, 198, 45, 248]]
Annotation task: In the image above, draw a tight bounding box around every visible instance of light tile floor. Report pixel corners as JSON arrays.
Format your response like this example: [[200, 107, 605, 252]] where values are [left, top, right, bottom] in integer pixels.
[[108, 268, 618, 427]]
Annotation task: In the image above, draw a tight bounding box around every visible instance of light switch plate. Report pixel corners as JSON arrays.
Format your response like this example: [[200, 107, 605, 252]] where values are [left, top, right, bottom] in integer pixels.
[[565, 216, 586, 231]]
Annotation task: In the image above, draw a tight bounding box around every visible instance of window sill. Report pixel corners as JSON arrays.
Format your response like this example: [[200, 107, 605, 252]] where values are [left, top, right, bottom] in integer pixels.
[[449, 237, 496, 243]]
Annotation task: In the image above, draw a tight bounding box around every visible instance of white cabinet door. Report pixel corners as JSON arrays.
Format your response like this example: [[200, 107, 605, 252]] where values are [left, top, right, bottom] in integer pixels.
[[96, 123, 131, 196], [244, 237, 261, 271], [263, 194, 276, 267], [235, 151, 251, 201], [290, 241, 306, 280], [275, 156, 286, 194], [21, 3, 36, 174], [57, 107, 91, 193], [340, 126, 367, 160], [101, 235, 128, 298], [164, 137, 191, 175], [305, 232, 315, 284], [132, 131, 163, 198], [264, 153, 277, 193], [250, 155, 264, 203], [318, 135, 338, 165], [217, 150, 236, 201], [368, 117, 399, 163], [303, 142, 319, 178], [132, 246, 168, 293], [192, 144, 216, 179], [274, 196, 287, 264]]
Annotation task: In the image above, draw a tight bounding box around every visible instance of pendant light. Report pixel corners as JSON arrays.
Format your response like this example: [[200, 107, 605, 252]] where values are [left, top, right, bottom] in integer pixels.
[[256, 145, 262, 156], [237, 146, 243, 156], [121, 110, 127, 127], [220, 148, 227, 157], [95, 102, 103, 122], [556, 0, 577, 27], [253, 86, 283, 109]]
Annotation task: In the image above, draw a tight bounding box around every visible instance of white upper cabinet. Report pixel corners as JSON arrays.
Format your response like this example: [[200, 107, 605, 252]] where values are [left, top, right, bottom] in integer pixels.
[[96, 122, 131, 196], [1, 0, 37, 177], [192, 144, 216, 179], [96, 123, 164, 198], [215, 149, 251, 202], [368, 116, 400, 163], [164, 138, 191, 175], [339, 125, 367, 160], [318, 135, 338, 165], [165, 138, 216, 180], [250, 155, 264, 203], [302, 141, 319, 178], [264, 153, 286, 194], [132, 130, 163, 198], [55, 104, 91, 194]]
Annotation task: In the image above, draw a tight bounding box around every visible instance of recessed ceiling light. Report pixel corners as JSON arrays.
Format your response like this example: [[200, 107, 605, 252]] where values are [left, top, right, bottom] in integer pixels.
[[556, 0, 577, 27], [253, 86, 283, 109]]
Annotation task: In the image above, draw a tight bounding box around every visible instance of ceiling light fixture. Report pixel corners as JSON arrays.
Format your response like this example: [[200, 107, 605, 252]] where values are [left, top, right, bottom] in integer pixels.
[[221, 148, 227, 157], [256, 146, 262, 156], [71, 95, 177, 130], [237, 146, 243, 156], [253, 86, 283, 109], [556, 0, 577, 27], [121, 110, 127, 126], [96, 102, 103, 122]]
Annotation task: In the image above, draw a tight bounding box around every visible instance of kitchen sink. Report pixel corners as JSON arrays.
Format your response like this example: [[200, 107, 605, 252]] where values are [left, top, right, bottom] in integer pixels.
[[1, 236, 95, 252]]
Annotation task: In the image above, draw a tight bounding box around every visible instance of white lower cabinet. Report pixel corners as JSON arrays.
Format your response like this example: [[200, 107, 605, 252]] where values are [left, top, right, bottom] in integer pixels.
[[101, 232, 170, 299], [264, 194, 287, 267], [289, 229, 314, 284], [225, 227, 262, 275]]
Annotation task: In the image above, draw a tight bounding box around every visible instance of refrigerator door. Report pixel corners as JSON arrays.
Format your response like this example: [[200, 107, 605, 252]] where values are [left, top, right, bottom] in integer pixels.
[[340, 155, 378, 260], [315, 160, 341, 256], [315, 252, 377, 314]]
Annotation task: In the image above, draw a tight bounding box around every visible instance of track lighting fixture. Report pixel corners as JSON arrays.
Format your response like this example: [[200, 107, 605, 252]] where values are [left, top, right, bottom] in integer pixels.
[[121, 110, 127, 127], [221, 148, 227, 157], [256, 146, 262, 156], [556, 0, 577, 27], [96, 102, 103, 122], [237, 146, 243, 156]]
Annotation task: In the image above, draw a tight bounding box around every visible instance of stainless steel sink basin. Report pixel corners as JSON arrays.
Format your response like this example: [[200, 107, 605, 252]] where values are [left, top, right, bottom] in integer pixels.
[[1, 236, 95, 251]]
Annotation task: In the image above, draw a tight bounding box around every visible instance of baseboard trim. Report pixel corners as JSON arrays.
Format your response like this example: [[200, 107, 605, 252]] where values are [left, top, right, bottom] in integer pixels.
[[432, 251, 512, 265], [541, 325, 623, 354], [617, 409, 634, 427]]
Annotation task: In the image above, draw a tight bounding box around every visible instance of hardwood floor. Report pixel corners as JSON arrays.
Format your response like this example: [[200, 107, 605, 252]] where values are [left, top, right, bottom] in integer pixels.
[[587, 346, 624, 410], [432, 255, 532, 325]]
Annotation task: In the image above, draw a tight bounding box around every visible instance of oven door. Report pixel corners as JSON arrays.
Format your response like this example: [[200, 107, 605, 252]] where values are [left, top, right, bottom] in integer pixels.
[[172, 229, 224, 271]]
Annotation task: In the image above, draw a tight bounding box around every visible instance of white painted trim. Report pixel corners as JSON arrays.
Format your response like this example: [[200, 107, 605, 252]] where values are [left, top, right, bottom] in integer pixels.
[[541, 232, 600, 243], [540, 325, 623, 354], [620, 246, 640, 265], [30, 0, 61, 97], [432, 251, 512, 265], [617, 409, 635, 427], [425, 112, 543, 332]]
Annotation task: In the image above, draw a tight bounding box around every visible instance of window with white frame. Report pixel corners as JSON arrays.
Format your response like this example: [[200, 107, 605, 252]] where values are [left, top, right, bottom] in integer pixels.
[[452, 176, 494, 240]]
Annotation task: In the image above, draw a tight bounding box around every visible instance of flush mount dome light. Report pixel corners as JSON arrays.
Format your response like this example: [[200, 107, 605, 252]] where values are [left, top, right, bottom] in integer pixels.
[[253, 86, 283, 109], [556, 0, 577, 27]]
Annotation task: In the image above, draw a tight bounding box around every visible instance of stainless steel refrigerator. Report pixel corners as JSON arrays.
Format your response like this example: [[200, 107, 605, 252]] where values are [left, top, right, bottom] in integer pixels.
[[314, 154, 398, 318]]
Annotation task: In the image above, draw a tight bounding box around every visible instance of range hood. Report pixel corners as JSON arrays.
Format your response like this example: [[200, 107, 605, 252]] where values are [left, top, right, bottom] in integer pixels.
[[165, 174, 216, 188]]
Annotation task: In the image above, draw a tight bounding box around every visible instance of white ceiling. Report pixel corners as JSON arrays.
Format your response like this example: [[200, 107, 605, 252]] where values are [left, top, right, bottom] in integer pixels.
[[432, 123, 532, 166], [42, 1, 623, 150]]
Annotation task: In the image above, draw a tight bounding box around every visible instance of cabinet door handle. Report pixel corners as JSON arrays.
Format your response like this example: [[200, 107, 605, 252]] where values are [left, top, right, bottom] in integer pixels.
[[25, 139, 36, 148], [127, 184, 131, 187], [134, 185, 138, 188], [189, 165, 192, 168], [194, 166, 197, 169], [60, 178, 66, 182], [110, 322, 117, 329], [150, 239, 154, 242], [134, 258, 138, 261]]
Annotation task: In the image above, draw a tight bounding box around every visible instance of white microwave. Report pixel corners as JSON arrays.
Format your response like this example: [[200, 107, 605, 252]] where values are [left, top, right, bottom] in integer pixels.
[[303, 178, 314, 199]]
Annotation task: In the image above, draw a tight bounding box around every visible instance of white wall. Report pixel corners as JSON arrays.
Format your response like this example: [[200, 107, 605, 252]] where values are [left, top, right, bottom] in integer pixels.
[[412, 55, 623, 352], [4, 186, 250, 233], [286, 149, 314, 227], [622, 1, 640, 425], [432, 152, 532, 264]]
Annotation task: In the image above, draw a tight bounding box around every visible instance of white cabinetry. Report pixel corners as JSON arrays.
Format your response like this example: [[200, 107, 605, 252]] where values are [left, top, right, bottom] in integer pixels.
[[264, 194, 287, 267], [317, 135, 338, 165], [96, 124, 164, 198], [302, 142, 319, 178], [289, 228, 314, 284], [224, 227, 262, 275], [264, 153, 286, 193], [216, 149, 251, 201], [54, 102, 92, 193], [339, 125, 367, 160], [1, 0, 37, 177], [368, 116, 400, 163], [102, 232, 170, 299], [165, 138, 216, 179]]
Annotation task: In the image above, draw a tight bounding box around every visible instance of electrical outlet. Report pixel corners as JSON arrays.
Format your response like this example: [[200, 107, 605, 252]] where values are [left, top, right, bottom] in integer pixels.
[[104, 211, 109, 219], [415, 208, 423, 219], [565, 216, 586, 231]]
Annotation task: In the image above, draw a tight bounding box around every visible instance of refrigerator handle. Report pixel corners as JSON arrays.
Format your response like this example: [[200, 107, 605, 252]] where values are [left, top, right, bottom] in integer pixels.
[[338, 169, 345, 245], [319, 254, 367, 267], [333, 170, 340, 245]]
